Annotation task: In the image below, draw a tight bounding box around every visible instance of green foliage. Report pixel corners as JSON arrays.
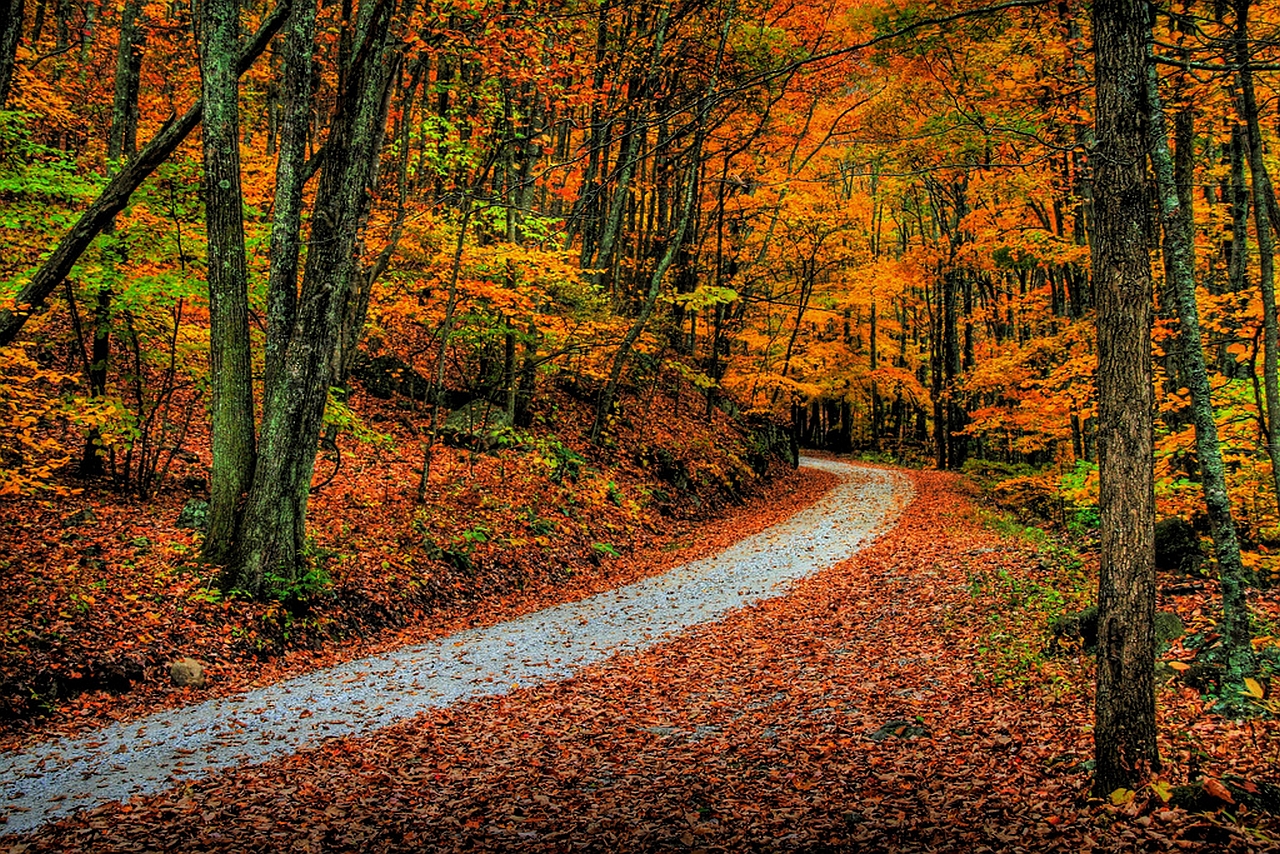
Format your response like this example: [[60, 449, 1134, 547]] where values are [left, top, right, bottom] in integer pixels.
[[969, 517, 1090, 692], [671, 285, 738, 312], [979, 509, 1048, 547], [263, 563, 333, 605], [324, 388, 395, 448], [0, 111, 101, 204], [534, 436, 587, 484]]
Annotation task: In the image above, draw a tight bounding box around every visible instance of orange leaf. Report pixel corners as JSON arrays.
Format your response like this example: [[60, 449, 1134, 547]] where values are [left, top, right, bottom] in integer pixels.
[[1203, 778, 1234, 804]]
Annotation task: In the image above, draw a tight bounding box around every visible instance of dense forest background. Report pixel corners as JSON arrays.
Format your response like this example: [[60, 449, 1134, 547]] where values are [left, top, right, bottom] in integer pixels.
[[2, 0, 1280, 737]]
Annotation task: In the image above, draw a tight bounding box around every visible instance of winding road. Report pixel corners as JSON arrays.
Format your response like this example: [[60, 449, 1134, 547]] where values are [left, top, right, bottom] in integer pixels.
[[0, 458, 911, 837]]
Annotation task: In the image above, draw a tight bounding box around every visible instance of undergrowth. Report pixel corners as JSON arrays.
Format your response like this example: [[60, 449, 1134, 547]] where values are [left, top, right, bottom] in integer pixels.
[[969, 508, 1092, 695]]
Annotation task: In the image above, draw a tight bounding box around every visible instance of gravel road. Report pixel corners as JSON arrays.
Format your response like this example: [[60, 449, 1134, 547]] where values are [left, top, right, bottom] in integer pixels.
[[0, 457, 911, 836]]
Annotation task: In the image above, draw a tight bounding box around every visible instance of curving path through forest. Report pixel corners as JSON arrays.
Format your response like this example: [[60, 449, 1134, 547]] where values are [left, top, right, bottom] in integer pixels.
[[0, 458, 911, 837]]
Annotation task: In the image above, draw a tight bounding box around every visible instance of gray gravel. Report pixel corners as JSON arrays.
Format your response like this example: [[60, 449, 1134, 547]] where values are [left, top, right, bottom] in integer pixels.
[[0, 458, 909, 836]]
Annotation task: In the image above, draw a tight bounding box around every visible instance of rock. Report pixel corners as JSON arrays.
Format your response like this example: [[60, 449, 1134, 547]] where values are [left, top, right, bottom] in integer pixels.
[[352, 353, 431, 400], [176, 499, 209, 530], [1155, 610, 1185, 649], [868, 719, 930, 742], [1155, 517, 1203, 575], [169, 658, 205, 688], [1049, 605, 1098, 653], [61, 508, 98, 528], [441, 400, 514, 450]]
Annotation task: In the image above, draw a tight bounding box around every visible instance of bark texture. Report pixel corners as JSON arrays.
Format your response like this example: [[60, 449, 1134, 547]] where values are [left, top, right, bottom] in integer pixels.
[[198, 0, 257, 565], [1145, 35, 1255, 702], [1091, 0, 1159, 797], [264, 0, 318, 397], [226, 0, 400, 596]]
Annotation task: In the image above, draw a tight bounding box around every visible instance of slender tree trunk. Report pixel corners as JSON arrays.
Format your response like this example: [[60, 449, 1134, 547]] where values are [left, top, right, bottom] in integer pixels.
[[198, 0, 257, 566], [0, 2, 289, 346], [77, 286, 111, 478], [1235, 0, 1280, 517], [1146, 28, 1256, 704], [1227, 125, 1250, 295], [0, 0, 24, 107], [943, 270, 967, 468], [1091, 0, 1159, 797], [419, 203, 472, 501], [264, 0, 318, 398], [79, 0, 146, 479], [107, 0, 144, 162]]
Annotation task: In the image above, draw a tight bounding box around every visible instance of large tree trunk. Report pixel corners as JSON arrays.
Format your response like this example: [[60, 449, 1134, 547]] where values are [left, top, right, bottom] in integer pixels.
[[1145, 29, 1256, 706], [1091, 0, 1159, 797], [0, 2, 289, 347], [225, 0, 400, 596], [198, 0, 257, 565]]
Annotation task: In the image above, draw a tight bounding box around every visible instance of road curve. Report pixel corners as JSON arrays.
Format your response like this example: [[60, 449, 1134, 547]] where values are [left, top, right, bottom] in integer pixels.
[[0, 458, 911, 836]]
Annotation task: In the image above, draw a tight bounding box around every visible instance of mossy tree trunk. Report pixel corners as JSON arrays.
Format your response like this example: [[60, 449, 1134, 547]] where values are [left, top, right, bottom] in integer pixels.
[[198, 0, 257, 565], [224, 0, 401, 597], [263, 0, 318, 398], [1145, 26, 1256, 705]]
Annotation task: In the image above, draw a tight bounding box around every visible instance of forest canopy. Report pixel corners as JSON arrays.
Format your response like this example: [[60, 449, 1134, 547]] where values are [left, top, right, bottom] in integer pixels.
[[0, 0, 1279, 598]]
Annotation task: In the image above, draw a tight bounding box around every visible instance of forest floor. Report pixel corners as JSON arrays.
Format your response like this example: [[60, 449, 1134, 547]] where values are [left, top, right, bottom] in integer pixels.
[[3, 461, 1280, 852]]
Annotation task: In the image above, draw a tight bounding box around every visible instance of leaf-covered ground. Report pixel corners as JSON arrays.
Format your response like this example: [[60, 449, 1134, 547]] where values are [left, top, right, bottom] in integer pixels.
[[11, 468, 1280, 852]]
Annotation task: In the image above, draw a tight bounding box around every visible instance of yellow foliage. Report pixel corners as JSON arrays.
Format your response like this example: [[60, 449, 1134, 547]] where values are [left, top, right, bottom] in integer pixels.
[[0, 346, 81, 497]]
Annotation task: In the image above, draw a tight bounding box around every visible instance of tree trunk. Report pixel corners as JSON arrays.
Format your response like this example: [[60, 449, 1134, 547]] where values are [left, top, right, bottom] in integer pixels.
[[198, 0, 257, 566], [0, 2, 289, 347], [0, 0, 24, 107], [107, 0, 144, 162], [79, 0, 146, 479], [1145, 29, 1256, 705], [1227, 125, 1249, 295], [1235, 0, 1280, 518], [76, 286, 111, 478], [264, 0, 318, 398], [1091, 0, 1159, 797], [226, 0, 400, 596]]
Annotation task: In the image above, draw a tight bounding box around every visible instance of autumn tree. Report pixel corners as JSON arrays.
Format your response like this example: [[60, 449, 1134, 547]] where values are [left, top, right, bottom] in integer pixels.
[[223, 0, 403, 596]]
